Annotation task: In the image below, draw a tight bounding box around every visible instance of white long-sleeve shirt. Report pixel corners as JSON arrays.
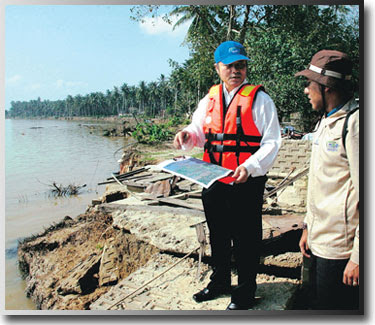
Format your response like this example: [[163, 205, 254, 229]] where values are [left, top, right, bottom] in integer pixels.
[[183, 82, 282, 177]]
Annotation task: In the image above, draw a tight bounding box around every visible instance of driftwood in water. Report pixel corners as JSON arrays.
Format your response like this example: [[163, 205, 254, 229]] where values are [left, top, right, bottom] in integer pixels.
[[49, 182, 86, 197]]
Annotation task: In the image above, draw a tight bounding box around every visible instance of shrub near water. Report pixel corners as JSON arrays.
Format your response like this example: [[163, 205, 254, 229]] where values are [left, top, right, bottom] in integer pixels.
[[165, 116, 190, 128], [132, 121, 173, 144]]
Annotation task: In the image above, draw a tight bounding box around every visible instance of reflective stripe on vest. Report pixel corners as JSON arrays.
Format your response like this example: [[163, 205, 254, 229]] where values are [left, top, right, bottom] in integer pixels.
[[202, 83, 263, 170]]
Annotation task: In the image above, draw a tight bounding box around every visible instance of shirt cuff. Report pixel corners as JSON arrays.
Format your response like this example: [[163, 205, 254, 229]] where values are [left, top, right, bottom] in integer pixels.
[[350, 236, 360, 265], [241, 157, 260, 177]]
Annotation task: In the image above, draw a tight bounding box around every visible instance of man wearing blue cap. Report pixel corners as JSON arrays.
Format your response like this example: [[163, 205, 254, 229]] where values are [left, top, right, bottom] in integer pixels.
[[174, 41, 281, 310]]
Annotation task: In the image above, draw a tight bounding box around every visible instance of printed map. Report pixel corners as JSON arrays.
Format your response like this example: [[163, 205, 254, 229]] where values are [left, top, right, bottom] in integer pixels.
[[158, 157, 233, 188]]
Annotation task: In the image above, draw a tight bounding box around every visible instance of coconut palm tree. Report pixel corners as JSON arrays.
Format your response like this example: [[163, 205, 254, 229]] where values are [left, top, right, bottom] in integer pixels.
[[136, 81, 147, 114], [120, 83, 130, 114]]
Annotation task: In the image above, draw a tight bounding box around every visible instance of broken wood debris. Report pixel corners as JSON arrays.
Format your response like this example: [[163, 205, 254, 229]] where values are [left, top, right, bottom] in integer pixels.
[[194, 222, 207, 279], [49, 182, 87, 197], [264, 167, 309, 200], [98, 164, 308, 215], [145, 180, 171, 198], [99, 238, 120, 287], [98, 163, 305, 263], [98, 167, 148, 185], [58, 253, 101, 295], [148, 197, 204, 211]]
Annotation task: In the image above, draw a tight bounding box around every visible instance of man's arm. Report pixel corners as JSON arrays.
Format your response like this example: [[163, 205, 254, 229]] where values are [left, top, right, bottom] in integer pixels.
[[241, 91, 282, 177], [173, 95, 208, 151], [343, 108, 360, 286], [299, 228, 311, 258]]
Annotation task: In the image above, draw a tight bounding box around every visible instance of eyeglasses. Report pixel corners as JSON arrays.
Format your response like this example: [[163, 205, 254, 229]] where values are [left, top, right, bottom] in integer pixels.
[[223, 61, 247, 70], [304, 80, 315, 88]]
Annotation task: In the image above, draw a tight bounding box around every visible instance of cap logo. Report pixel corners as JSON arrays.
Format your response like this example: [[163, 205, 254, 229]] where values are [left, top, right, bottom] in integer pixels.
[[228, 47, 239, 54]]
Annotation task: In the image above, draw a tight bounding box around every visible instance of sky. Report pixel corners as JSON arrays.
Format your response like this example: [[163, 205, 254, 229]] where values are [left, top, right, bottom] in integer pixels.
[[4, 5, 191, 110], [2, 1, 375, 321]]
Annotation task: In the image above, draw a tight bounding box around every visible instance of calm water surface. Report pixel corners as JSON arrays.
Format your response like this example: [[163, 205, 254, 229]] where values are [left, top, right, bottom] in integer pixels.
[[5, 119, 128, 310]]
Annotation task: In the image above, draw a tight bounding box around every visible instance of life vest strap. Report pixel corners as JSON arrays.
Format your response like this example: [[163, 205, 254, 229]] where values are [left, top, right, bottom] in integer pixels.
[[204, 143, 260, 154], [204, 133, 262, 143]]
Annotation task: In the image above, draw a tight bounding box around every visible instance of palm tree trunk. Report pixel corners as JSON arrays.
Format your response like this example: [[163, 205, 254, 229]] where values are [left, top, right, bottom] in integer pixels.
[[239, 5, 251, 44], [227, 5, 236, 40]]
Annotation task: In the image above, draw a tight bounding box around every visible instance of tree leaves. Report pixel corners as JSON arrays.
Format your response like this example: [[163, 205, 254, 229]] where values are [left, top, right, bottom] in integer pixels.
[[8, 5, 359, 133]]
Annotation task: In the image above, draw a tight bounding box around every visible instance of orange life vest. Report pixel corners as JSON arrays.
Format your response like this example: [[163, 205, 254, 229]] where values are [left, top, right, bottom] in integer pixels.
[[203, 83, 263, 171]]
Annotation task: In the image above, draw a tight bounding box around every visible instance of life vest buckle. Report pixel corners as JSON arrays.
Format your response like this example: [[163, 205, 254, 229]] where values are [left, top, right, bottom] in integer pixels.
[[215, 145, 224, 153], [216, 133, 224, 141]]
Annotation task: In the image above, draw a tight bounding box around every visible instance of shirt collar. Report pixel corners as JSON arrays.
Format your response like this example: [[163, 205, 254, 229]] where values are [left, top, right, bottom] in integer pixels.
[[222, 79, 247, 105], [326, 103, 345, 117]]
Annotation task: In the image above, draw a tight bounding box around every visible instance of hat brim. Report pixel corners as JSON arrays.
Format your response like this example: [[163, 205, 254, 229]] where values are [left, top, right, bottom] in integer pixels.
[[295, 69, 315, 79], [295, 69, 351, 90], [221, 55, 250, 65], [295, 69, 332, 88]]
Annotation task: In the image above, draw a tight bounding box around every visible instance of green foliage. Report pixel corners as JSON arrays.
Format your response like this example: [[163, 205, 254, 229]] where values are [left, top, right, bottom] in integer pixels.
[[8, 5, 360, 134], [166, 5, 359, 132], [244, 5, 359, 131], [131, 122, 173, 144], [165, 116, 189, 127]]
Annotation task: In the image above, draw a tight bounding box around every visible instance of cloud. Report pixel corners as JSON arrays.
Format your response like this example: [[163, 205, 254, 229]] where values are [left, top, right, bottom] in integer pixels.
[[28, 83, 42, 91], [55, 79, 64, 88], [54, 79, 88, 89], [7, 74, 22, 84], [139, 15, 191, 37]]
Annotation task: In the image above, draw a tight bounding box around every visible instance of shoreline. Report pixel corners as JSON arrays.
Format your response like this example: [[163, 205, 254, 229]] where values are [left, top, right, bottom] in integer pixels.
[[15, 148, 309, 311], [16, 192, 305, 311], [11, 134, 312, 311], [4, 117, 132, 310]]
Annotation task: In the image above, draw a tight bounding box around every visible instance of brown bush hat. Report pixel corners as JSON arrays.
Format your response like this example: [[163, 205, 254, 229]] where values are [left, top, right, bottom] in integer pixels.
[[295, 50, 353, 90]]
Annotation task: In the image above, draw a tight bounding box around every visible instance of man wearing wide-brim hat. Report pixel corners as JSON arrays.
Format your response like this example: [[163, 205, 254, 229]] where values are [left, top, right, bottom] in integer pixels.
[[295, 50, 360, 310]]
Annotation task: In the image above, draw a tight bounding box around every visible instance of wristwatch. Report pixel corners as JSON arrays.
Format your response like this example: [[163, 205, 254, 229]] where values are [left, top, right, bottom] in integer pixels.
[[302, 222, 308, 230]]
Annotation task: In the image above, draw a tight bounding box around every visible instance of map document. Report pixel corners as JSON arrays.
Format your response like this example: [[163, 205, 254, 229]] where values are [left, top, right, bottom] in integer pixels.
[[158, 157, 235, 188]]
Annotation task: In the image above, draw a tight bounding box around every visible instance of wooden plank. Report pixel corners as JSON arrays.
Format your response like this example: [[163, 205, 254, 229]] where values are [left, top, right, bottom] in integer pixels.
[[99, 168, 149, 185], [264, 167, 309, 199], [109, 167, 147, 180], [120, 174, 154, 183], [168, 189, 202, 200], [262, 214, 304, 232], [147, 174, 175, 183], [123, 181, 148, 189], [148, 197, 204, 211]]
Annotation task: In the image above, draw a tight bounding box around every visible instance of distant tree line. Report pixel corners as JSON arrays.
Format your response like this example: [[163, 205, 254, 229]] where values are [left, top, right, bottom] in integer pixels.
[[7, 5, 359, 132], [7, 75, 174, 119]]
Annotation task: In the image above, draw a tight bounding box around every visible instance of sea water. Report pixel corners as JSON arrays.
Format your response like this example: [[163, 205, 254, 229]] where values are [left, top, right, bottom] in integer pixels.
[[4, 118, 127, 310]]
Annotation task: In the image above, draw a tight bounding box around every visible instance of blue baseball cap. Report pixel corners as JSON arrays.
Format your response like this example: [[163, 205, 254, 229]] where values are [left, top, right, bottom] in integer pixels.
[[214, 41, 250, 64]]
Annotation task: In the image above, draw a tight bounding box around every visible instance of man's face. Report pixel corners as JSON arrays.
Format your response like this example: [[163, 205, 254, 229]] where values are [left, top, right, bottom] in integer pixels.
[[304, 80, 324, 111], [215, 60, 247, 92]]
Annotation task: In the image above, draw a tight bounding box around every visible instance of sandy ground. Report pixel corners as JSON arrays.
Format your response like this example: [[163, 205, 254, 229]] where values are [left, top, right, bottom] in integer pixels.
[[18, 199, 304, 311], [17, 143, 307, 311]]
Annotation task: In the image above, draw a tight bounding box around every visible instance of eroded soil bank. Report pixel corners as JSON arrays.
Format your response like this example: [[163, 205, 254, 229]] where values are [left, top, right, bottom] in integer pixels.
[[18, 208, 159, 309], [17, 141, 311, 311], [18, 201, 306, 310]]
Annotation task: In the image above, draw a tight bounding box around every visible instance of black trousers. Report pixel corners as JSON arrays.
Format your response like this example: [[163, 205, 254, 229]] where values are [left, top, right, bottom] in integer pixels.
[[202, 175, 266, 304], [306, 253, 360, 310]]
